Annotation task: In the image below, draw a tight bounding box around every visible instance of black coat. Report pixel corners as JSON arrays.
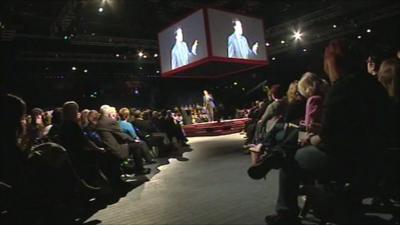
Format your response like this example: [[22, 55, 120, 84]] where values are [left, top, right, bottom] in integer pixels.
[[96, 116, 132, 160]]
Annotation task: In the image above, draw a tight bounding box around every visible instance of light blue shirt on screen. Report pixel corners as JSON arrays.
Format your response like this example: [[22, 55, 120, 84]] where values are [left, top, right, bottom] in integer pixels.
[[228, 34, 255, 59], [171, 42, 195, 70]]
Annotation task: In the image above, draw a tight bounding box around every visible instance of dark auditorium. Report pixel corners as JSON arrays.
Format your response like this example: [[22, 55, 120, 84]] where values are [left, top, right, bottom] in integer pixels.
[[1, 1, 400, 224]]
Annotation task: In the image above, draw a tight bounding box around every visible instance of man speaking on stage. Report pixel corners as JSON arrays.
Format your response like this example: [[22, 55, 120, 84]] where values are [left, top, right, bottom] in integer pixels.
[[227, 19, 258, 59], [203, 90, 216, 122], [171, 27, 199, 70]]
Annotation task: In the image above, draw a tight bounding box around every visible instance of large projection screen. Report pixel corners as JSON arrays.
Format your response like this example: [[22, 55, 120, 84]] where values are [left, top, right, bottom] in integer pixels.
[[158, 9, 208, 74], [207, 8, 267, 61]]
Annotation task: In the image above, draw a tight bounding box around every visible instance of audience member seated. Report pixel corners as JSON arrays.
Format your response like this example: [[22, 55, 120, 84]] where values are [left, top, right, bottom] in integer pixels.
[[118, 108, 156, 163], [27, 107, 45, 146], [249, 39, 391, 225], [59, 101, 106, 187], [47, 107, 63, 142], [96, 105, 151, 184], [132, 110, 174, 155], [376, 58, 400, 201]]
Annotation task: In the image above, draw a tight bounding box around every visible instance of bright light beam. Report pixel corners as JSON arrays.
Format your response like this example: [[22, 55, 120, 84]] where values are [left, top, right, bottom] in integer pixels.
[[293, 30, 303, 41]]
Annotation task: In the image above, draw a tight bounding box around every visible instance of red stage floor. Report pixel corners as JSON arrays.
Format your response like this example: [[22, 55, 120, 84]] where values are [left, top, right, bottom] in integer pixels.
[[182, 118, 250, 137]]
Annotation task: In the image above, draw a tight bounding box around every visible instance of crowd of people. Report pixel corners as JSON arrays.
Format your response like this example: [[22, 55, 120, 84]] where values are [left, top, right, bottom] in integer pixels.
[[244, 40, 400, 224], [0, 99, 192, 223]]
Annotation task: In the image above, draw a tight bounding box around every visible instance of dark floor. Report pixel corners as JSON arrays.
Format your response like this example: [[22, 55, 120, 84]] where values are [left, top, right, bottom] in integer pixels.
[[84, 133, 397, 225], [84, 133, 279, 225]]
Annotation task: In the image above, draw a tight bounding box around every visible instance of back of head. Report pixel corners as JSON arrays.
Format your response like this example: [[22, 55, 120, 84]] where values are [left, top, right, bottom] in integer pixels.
[[100, 105, 111, 117], [119, 107, 130, 120], [1, 94, 26, 140], [324, 39, 365, 81], [378, 58, 400, 102], [298, 72, 330, 98], [63, 101, 79, 122], [287, 80, 300, 103], [51, 107, 63, 125], [270, 84, 284, 100]]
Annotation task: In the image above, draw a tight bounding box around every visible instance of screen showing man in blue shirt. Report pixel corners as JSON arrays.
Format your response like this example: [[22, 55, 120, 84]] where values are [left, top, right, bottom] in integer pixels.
[[171, 28, 199, 70], [227, 19, 258, 59]]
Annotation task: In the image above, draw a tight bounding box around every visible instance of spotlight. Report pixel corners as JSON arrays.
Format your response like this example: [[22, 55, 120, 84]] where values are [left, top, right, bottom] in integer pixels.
[[72, 66, 77, 71], [64, 35, 69, 40], [233, 82, 238, 86], [139, 67, 143, 70], [153, 53, 158, 57], [115, 53, 120, 58], [265, 42, 270, 47], [156, 70, 160, 74], [280, 40, 285, 44], [302, 48, 307, 52], [332, 24, 337, 28], [357, 35, 362, 39], [98, 7, 104, 13], [366, 29, 371, 33], [272, 57, 276, 61], [84, 69, 88, 73], [293, 30, 303, 40], [138, 52, 144, 57], [143, 55, 148, 59]]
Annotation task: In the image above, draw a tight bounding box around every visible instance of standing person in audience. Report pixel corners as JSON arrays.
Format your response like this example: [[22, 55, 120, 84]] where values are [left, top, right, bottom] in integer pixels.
[[259, 40, 391, 225]]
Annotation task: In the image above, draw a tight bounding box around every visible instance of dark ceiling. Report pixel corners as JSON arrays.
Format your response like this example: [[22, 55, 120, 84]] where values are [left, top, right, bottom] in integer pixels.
[[1, 0, 400, 110], [1, 0, 393, 39]]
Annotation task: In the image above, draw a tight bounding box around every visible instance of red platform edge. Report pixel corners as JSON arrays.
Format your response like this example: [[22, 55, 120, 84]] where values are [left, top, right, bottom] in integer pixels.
[[182, 118, 250, 137]]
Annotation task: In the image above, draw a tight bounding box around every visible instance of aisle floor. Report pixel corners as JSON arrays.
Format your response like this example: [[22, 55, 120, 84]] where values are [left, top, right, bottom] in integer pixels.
[[86, 133, 279, 225]]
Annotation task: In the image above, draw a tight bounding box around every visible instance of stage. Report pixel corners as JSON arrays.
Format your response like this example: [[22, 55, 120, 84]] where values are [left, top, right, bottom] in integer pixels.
[[182, 118, 250, 137]]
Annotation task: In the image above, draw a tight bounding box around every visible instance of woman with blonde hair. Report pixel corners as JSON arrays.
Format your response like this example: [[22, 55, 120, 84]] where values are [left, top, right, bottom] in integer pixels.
[[297, 72, 329, 134]]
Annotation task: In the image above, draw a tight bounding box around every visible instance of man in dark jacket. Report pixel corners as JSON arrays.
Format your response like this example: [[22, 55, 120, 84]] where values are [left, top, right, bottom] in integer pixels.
[[96, 105, 150, 178]]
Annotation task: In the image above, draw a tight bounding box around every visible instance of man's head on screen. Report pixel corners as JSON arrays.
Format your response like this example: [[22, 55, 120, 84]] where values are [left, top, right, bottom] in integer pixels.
[[175, 28, 183, 42], [232, 19, 243, 36]]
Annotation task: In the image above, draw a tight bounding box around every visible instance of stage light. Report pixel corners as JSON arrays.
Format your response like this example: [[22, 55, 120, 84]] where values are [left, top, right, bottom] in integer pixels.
[[138, 52, 144, 57], [293, 30, 303, 40], [143, 55, 148, 59], [332, 24, 337, 28], [272, 57, 276, 61], [72, 66, 77, 71], [139, 67, 143, 70], [280, 40, 285, 44], [156, 70, 160, 74], [366, 29, 371, 33], [64, 35, 69, 40], [98, 7, 104, 13], [84, 69, 88, 73], [91, 33, 96, 36], [265, 42, 270, 47], [154, 53, 158, 57], [357, 35, 362, 39], [242, 88, 245, 91], [115, 53, 120, 58], [302, 48, 307, 52], [234, 82, 238, 86]]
